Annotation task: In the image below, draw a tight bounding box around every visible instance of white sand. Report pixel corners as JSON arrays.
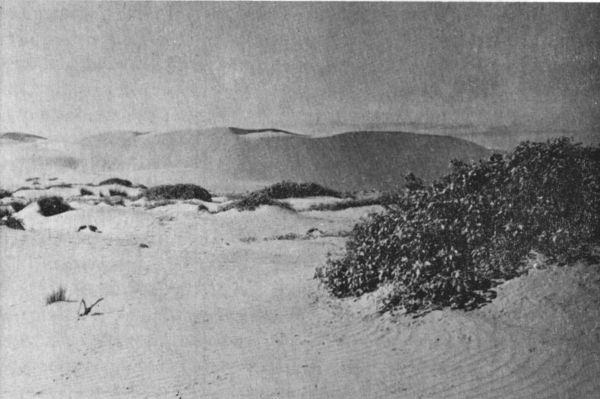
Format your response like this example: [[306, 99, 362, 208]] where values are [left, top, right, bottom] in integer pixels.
[[1, 200, 599, 398]]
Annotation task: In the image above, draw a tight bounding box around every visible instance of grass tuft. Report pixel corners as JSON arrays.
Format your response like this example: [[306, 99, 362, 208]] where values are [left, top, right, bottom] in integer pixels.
[[46, 286, 67, 305]]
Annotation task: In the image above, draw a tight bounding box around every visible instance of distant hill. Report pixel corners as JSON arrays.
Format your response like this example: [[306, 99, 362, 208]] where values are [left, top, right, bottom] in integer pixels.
[[74, 128, 492, 192], [0, 132, 47, 143]]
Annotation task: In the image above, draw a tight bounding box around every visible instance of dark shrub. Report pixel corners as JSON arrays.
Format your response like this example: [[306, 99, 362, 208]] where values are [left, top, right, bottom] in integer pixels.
[[146, 184, 211, 201], [38, 196, 72, 217], [9, 201, 26, 212], [317, 138, 600, 314], [108, 189, 128, 197], [80, 187, 94, 196], [0, 189, 11, 199], [258, 181, 342, 199], [4, 216, 25, 230], [99, 178, 132, 187]]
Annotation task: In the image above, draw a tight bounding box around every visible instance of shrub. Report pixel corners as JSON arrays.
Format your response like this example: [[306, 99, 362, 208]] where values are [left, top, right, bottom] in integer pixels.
[[9, 201, 26, 212], [317, 138, 600, 314], [224, 181, 342, 212], [146, 184, 211, 201], [80, 187, 94, 196], [108, 189, 128, 197], [46, 286, 67, 305], [4, 216, 25, 230], [0, 189, 11, 199], [257, 181, 342, 199], [37, 196, 72, 217], [99, 178, 132, 187], [223, 191, 294, 211]]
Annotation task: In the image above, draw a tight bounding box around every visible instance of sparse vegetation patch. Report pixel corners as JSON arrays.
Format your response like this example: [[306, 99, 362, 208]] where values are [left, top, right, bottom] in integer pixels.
[[317, 138, 600, 314]]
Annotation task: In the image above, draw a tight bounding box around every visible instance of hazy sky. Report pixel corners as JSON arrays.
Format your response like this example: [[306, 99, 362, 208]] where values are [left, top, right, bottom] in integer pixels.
[[1, 1, 599, 138]]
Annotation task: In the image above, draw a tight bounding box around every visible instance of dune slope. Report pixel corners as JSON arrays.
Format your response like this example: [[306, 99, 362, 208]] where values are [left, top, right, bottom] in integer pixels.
[[1, 204, 598, 398], [73, 128, 491, 192]]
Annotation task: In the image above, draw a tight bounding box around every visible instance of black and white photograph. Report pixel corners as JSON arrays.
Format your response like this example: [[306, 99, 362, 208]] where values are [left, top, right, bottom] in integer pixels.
[[1, 1, 599, 397]]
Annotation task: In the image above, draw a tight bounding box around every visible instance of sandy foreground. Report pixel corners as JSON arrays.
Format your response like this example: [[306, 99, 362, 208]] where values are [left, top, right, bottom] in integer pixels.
[[1, 202, 599, 398]]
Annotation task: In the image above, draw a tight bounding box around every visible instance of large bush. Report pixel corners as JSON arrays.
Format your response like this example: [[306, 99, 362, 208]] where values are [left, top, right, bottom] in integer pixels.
[[38, 196, 73, 217], [317, 138, 600, 313], [145, 184, 211, 201]]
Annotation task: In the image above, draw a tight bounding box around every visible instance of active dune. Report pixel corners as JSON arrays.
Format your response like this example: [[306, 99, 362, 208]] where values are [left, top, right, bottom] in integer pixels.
[[1, 129, 598, 398], [0, 128, 492, 192], [1, 197, 598, 398]]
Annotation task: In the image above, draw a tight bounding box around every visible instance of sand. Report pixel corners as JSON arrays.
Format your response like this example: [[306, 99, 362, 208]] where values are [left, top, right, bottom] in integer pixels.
[[1, 198, 599, 398]]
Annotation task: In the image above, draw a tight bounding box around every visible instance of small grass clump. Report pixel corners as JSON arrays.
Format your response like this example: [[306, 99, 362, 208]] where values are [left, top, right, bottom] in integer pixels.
[[145, 184, 211, 201], [46, 286, 67, 305], [0, 189, 11, 199], [99, 177, 132, 187], [80, 187, 94, 196], [37, 196, 72, 217], [317, 138, 600, 315]]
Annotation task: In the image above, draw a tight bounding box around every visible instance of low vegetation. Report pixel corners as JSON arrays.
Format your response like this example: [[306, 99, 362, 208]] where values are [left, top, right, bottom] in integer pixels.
[[0, 189, 11, 199], [80, 187, 94, 196], [223, 191, 294, 211], [224, 181, 342, 212], [37, 196, 73, 217], [145, 184, 211, 201], [98, 177, 132, 187], [316, 138, 600, 314], [46, 286, 67, 305]]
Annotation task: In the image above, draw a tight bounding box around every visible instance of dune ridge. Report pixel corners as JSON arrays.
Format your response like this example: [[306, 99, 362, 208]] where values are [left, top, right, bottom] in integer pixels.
[[69, 128, 491, 192]]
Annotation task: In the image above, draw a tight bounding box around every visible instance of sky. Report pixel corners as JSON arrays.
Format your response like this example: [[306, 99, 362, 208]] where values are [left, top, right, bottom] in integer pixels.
[[1, 1, 599, 139]]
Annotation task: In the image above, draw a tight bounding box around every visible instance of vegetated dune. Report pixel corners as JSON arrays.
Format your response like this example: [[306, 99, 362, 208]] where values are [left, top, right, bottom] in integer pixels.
[[1, 202, 598, 398], [72, 127, 491, 192]]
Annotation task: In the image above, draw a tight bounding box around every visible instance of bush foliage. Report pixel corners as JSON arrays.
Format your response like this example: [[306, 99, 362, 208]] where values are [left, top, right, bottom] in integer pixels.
[[145, 184, 211, 201], [38, 196, 73, 217], [317, 138, 600, 314]]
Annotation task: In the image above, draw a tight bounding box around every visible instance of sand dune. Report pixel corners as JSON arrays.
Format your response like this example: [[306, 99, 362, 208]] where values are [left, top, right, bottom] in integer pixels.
[[0, 128, 491, 192], [1, 201, 598, 398]]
